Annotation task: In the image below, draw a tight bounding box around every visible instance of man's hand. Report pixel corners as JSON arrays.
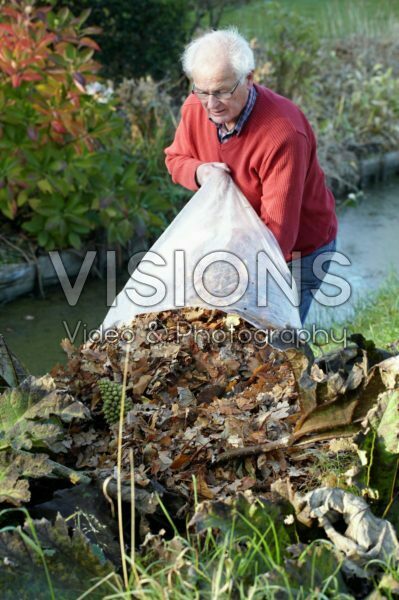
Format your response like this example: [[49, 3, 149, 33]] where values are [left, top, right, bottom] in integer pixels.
[[195, 162, 230, 186]]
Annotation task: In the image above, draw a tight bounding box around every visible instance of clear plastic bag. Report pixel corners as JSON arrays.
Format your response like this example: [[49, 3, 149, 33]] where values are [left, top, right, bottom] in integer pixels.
[[103, 171, 301, 331]]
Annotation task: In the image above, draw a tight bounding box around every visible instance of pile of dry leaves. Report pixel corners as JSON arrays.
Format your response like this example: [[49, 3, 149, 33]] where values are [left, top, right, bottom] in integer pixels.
[[52, 307, 399, 511]]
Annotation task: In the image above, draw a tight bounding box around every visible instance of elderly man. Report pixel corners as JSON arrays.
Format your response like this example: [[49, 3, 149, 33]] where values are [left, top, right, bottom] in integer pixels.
[[165, 29, 337, 324]]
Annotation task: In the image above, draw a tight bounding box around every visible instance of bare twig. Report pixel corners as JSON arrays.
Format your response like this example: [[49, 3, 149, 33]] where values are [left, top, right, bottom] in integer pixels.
[[214, 436, 293, 464]]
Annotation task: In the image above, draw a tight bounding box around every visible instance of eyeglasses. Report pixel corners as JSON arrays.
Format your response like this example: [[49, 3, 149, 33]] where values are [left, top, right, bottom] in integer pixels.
[[191, 78, 242, 101]]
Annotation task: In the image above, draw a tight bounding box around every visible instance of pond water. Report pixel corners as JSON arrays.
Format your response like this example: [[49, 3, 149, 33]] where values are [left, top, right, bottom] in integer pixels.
[[1, 179, 398, 376], [307, 178, 399, 327]]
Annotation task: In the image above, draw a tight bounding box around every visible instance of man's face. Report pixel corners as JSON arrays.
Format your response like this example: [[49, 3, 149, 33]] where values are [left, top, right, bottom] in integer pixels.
[[192, 63, 254, 128]]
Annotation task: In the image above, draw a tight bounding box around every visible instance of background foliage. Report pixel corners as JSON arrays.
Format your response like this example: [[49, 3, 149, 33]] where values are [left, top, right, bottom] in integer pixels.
[[54, 0, 190, 82], [1, 0, 399, 252], [0, 0, 186, 252]]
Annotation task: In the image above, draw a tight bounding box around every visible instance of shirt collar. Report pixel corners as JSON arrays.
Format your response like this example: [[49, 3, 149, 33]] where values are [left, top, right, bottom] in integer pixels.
[[210, 85, 257, 142]]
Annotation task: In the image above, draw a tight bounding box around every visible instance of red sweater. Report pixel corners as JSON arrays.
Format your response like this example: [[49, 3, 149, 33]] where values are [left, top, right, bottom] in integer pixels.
[[165, 84, 337, 262]]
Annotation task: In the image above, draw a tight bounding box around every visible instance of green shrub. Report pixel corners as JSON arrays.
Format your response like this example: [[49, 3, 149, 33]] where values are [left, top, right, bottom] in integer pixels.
[[0, 0, 176, 251], [114, 76, 191, 242], [337, 64, 399, 148], [252, 1, 320, 102], [308, 47, 399, 174]]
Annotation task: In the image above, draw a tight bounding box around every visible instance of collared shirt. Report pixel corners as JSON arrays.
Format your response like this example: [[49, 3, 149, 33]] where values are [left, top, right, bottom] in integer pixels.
[[213, 85, 257, 143]]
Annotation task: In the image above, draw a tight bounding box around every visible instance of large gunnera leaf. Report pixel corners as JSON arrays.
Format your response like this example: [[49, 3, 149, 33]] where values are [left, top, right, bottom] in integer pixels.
[[0, 514, 117, 599], [0, 335, 28, 389], [355, 389, 399, 524], [0, 375, 91, 506], [0, 451, 52, 505], [0, 374, 90, 453]]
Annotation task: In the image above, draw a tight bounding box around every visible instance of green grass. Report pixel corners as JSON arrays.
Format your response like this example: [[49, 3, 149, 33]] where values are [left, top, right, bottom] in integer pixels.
[[311, 273, 399, 357], [85, 496, 350, 600], [221, 0, 399, 40], [338, 273, 399, 350], [347, 274, 399, 349], [6, 495, 399, 599]]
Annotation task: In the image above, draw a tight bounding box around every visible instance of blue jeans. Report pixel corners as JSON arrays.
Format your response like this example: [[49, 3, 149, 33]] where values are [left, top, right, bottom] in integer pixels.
[[287, 239, 337, 324]]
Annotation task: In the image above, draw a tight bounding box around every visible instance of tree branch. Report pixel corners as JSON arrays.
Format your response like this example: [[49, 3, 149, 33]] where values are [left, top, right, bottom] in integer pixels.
[[214, 436, 293, 464]]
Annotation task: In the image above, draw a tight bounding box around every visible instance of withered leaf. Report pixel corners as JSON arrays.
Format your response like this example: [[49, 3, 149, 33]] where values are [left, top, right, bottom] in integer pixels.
[[293, 395, 359, 441], [170, 454, 192, 470], [132, 374, 153, 396]]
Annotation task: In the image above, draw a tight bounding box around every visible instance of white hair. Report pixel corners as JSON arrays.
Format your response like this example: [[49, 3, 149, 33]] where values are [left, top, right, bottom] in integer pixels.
[[182, 28, 255, 80]]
